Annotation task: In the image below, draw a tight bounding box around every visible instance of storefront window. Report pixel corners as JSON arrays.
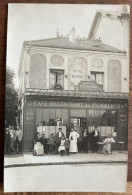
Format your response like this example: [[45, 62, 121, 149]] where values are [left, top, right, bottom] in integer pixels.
[[87, 109, 117, 136], [36, 108, 68, 138], [36, 108, 69, 127], [62, 109, 68, 126], [88, 110, 94, 125], [111, 111, 117, 126], [42, 109, 49, 125], [55, 109, 62, 119], [36, 109, 43, 126]]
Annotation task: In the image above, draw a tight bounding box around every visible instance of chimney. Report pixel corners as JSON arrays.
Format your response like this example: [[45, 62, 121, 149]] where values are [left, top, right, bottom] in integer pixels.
[[118, 5, 128, 13], [69, 27, 76, 42]]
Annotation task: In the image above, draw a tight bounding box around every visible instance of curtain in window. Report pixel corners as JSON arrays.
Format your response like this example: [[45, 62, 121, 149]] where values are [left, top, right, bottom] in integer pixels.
[[96, 73, 103, 85], [50, 72, 56, 88], [50, 70, 64, 89], [57, 73, 64, 87]]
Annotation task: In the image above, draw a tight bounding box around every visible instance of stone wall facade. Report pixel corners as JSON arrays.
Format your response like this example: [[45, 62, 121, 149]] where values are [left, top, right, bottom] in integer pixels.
[[19, 46, 128, 94]]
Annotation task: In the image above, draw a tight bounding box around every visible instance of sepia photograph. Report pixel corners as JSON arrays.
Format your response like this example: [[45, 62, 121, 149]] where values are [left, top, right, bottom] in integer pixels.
[[4, 4, 130, 192]]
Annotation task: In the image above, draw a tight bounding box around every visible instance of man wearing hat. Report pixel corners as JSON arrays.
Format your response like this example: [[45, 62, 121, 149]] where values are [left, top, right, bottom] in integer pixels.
[[16, 126, 23, 153], [4, 128, 11, 154], [91, 126, 99, 153], [56, 128, 64, 153]]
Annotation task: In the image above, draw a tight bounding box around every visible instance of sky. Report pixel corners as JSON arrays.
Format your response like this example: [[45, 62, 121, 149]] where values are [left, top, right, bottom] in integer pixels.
[[7, 4, 126, 88]]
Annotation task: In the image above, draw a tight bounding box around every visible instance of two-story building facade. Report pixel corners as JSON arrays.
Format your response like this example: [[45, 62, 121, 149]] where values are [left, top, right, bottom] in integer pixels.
[[18, 18, 129, 151]]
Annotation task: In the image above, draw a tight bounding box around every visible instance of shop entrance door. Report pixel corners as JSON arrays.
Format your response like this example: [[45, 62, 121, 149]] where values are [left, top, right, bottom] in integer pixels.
[[70, 118, 86, 128]]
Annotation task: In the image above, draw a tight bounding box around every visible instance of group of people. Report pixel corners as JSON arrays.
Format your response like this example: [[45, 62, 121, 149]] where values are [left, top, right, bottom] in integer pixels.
[[33, 126, 115, 156], [4, 126, 23, 154], [33, 128, 70, 156]]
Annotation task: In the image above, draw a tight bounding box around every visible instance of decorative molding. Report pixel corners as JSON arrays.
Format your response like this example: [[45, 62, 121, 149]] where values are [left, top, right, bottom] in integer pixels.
[[91, 58, 104, 69], [50, 55, 64, 66]]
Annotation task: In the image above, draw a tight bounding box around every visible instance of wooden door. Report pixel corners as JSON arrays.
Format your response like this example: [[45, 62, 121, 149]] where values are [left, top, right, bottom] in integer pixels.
[[23, 108, 36, 152]]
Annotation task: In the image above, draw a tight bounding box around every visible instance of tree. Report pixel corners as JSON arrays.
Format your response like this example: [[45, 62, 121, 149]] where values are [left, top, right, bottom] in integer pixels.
[[5, 67, 18, 127]]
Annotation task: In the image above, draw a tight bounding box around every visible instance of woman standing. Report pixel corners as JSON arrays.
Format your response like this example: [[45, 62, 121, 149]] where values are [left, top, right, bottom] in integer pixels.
[[69, 128, 79, 153]]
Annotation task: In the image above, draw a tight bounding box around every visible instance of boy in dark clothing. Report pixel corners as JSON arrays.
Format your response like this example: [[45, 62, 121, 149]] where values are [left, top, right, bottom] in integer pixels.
[[47, 133, 57, 154], [40, 134, 48, 153], [65, 138, 70, 156]]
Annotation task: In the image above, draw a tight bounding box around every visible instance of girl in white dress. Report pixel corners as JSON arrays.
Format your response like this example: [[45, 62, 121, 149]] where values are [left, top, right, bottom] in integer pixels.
[[69, 128, 79, 153]]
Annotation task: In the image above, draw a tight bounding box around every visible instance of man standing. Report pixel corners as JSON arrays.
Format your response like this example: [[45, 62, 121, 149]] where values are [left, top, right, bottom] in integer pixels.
[[91, 126, 99, 153], [77, 127, 82, 153], [56, 128, 64, 153], [16, 126, 23, 153], [4, 128, 11, 154], [82, 128, 89, 153]]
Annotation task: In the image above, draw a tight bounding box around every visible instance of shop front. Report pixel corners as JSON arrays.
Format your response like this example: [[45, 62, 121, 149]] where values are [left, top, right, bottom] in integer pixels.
[[22, 88, 128, 152]]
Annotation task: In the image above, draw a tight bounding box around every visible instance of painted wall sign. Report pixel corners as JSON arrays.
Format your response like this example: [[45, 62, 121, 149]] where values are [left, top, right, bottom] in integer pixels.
[[70, 109, 86, 117], [71, 67, 85, 85], [78, 81, 103, 92], [25, 110, 35, 123], [25, 100, 128, 109], [120, 111, 127, 123], [68, 57, 87, 89]]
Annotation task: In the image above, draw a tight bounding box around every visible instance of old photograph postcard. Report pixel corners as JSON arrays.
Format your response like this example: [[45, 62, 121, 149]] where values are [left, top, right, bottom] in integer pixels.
[[4, 4, 130, 192]]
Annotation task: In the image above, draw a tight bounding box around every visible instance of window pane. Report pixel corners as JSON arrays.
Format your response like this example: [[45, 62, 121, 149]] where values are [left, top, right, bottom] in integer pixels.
[[36, 109, 42, 126], [50, 72, 56, 88], [57, 73, 64, 88], [49, 109, 55, 119], [88, 110, 94, 124], [90, 72, 104, 87], [111, 110, 117, 127], [96, 73, 103, 85], [42, 109, 50, 125], [50, 69, 64, 89], [88, 110, 94, 133], [56, 109, 62, 119], [62, 109, 68, 126]]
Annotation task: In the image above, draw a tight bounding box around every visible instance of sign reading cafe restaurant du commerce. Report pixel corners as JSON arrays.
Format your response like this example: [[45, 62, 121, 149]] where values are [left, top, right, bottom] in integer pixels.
[[25, 100, 128, 109]]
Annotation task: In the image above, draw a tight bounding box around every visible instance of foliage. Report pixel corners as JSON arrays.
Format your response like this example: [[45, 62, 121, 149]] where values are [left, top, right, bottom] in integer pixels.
[[5, 67, 18, 127]]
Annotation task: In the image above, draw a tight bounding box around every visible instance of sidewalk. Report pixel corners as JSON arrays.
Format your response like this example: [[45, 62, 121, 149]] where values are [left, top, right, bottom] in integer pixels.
[[4, 151, 127, 168]]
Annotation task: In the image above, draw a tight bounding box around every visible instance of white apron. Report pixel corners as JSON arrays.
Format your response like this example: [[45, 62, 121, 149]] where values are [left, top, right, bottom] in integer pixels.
[[58, 140, 66, 152], [69, 131, 79, 153], [34, 142, 44, 156]]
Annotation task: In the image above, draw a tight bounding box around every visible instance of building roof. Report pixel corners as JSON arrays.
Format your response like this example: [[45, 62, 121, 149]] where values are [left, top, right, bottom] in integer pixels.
[[24, 36, 125, 54], [88, 9, 129, 40], [25, 88, 128, 100]]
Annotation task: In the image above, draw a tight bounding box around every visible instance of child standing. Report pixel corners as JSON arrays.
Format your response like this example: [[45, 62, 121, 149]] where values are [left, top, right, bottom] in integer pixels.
[[65, 138, 70, 156], [58, 135, 65, 156], [47, 133, 56, 154]]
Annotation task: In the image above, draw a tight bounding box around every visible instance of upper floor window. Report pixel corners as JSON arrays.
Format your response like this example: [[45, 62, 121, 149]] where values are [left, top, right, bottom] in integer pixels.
[[50, 69, 64, 90], [90, 71, 104, 89]]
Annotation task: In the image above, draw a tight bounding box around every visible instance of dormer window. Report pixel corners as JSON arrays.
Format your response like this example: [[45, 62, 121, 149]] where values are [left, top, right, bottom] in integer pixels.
[[50, 69, 64, 90]]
